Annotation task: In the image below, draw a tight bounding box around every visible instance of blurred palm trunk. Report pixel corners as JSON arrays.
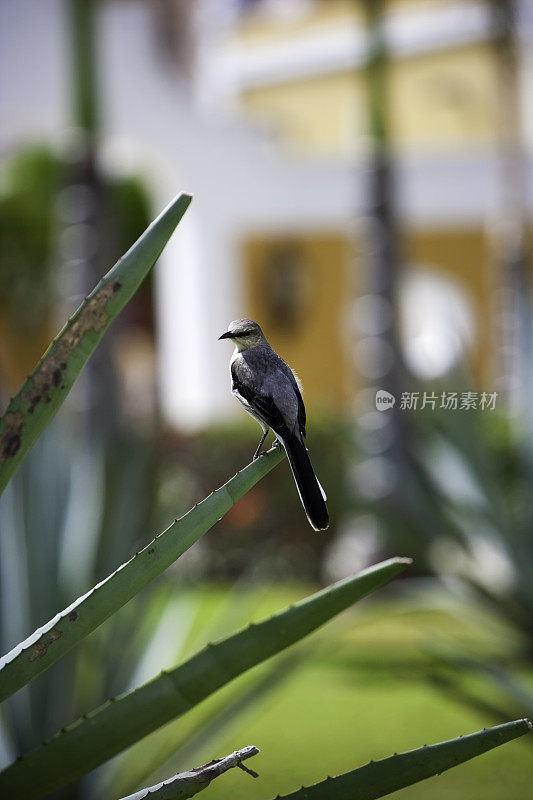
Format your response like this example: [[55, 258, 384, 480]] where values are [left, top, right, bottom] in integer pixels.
[[489, 0, 531, 419], [61, 0, 120, 442], [358, 1, 408, 498]]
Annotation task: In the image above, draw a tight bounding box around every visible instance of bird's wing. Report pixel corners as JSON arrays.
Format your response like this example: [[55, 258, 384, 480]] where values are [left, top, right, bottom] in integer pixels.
[[270, 356, 306, 439], [231, 361, 290, 436], [293, 380, 306, 439]]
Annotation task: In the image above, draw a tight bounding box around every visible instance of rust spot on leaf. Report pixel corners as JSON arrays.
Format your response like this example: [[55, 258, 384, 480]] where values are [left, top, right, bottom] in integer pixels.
[[0, 281, 120, 466], [69, 610, 78, 622], [28, 395, 41, 413], [2, 434, 21, 456], [29, 628, 62, 661], [0, 410, 24, 462], [4, 283, 117, 436], [4, 434, 20, 458], [148, 548, 155, 554]]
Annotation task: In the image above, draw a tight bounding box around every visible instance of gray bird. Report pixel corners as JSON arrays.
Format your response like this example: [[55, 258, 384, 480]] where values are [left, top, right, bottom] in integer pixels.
[[219, 318, 329, 531]]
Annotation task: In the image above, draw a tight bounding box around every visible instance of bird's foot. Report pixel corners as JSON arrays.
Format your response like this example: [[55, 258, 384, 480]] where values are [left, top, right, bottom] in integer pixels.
[[252, 430, 269, 461], [252, 450, 269, 461]]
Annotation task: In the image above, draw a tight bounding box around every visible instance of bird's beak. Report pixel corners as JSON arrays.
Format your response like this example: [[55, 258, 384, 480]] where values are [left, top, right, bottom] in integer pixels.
[[218, 331, 233, 340]]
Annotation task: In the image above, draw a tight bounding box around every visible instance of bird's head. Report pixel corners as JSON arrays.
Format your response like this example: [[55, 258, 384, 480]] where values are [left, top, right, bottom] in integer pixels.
[[219, 319, 265, 351]]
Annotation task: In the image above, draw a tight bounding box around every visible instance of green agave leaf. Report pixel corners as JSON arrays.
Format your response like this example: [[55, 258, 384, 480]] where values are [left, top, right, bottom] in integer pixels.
[[0, 192, 192, 496], [0, 558, 410, 800], [117, 745, 260, 800], [270, 719, 532, 800], [108, 653, 302, 799], [0, 446, 285, 702]]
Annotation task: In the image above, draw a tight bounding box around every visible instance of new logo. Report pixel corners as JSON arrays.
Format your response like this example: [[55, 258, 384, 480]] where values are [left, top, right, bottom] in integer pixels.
[[375, 390, 396, 410]]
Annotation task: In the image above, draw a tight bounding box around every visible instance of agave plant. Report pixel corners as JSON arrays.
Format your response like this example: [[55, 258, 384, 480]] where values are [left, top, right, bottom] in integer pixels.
[[0, 194, 530, 800], [365, 403, 533, 726]]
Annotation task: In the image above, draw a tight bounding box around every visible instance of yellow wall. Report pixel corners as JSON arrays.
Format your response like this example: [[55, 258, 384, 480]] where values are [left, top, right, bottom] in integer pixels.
[[242, 228, 493, 408], [242, 43, 498, 156], [242, 72, 364, 156], [389, 46, 497, 152], [235, 0, 499, 156], [242, 233, 353, 412], [403, 228, 494, 383]]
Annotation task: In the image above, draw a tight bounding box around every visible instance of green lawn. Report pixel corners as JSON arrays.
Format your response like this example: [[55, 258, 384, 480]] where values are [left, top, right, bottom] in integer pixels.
[[103, 583, 533, 800], [205, 660, 532, 800]]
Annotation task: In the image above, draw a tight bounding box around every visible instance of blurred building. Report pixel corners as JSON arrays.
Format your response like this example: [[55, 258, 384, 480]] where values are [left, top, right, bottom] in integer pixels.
[[1, 0, 532, 428], [205, 0, 533, 415]]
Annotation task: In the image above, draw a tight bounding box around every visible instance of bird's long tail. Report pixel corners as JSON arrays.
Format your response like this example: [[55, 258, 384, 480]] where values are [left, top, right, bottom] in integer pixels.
[[282, 435, 329, 531]]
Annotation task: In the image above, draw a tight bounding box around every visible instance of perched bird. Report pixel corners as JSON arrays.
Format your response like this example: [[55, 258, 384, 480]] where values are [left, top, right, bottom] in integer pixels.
[[219, 318, 329, 531]]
